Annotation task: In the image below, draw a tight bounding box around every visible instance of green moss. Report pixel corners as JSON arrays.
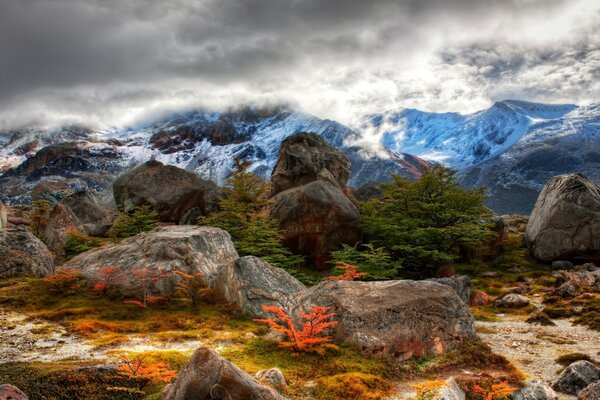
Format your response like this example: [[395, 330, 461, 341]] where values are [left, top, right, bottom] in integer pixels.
[[314, 373, 394, 400], [555, 353, 594, 367]]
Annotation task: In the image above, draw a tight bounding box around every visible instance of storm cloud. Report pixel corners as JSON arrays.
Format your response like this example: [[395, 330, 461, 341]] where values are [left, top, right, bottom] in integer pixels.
[[0, 0, 598, 129]]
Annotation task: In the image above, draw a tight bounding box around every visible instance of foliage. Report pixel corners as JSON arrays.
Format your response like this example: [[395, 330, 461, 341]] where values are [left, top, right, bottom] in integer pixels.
[[123, 268, 172, 308], [413, 380, 446, 400], [92, 267, 126, 296], [328, 262, 367, 281], [109, 205, 158, 238], [31, 199, 52, 237], [63, 227, 105, 260], [314, 372, 394, 400], [360, 165, 494, 270], [173, 271, 207, 309], [42, 267, 86, 295], [329, 243, 399, 280], [471, 381, 516, 400], [199, 157, 303, 270], [116, 353, 177, 389], [254, 305, 338, 356]]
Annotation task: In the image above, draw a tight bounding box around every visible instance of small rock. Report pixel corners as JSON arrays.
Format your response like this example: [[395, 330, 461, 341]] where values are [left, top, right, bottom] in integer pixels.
[[551, 360, 600, 395], [0, 384, 29, 400], [495, 293, 530, 308], [512, 380, 557, 400], [505, 285, 530, 295], [508, 267, 523, 273], [480, 271, 500, 278], [255, 368, 287, 391], [556, 282, 578, 298], [552, 261, 574, 270], [432, 377, 466, 400], [578, 380, 600, 400], [470, 290, 491, 306]]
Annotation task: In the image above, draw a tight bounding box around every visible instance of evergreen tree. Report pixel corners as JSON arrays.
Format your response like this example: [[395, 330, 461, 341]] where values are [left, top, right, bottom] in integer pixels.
[[329, 243, 400, 280], [108, 205, 159, 238], [199, 158, 303, 270], [361, 165, 493, 270]]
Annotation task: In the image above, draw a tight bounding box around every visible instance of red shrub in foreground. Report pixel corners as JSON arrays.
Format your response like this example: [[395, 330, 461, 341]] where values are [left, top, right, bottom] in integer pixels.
[[42, 267, 84, 294], [117, 353, 177, 389], [254, 305, 338, 356]]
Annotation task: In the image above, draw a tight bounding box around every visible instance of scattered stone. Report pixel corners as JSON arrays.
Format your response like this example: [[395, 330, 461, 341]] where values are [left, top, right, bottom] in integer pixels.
[[113, 160, 220, 223], [578, 380, 600, 400], [161, 347, 283, 400], [428, 275, 471, 304], [552, 261, 574, 270], [495, 293, 530, 308], [214, 256, 306, 318], [551, 360, 600, 395], [512, 380, 557, 400], [470, 290, 491, 306], [0, 384, 29, 400], [291, 280, 476, 360], [0, 227, 54, 278], [255, 368, 287, 391], [526, 173, 600, 262]]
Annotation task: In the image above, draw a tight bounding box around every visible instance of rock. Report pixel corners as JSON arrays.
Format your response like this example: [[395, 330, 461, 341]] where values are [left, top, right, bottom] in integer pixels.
[[552, 261, 574, 270], [255, 368, 287, 391], [428, 275, 471, 304], [353, 181, 384, 202], [214, 256, 306, 318], [0, 200, 7, 229], [43, 203, 86, 258], [7, 217, 30, 226], [551, 360, 600, 396], [271, 132, 351, 196], [0, 384, 29, 400], [578, 380, 600, 400], [470, 290, 491, 306], [480, 271, 500, 278], [161, 347, 283, 400], [495, 293, 530, 308], [0, 227, 54, 278], [525, 173, 600, 262], [271, 180, 360, 268], [291, 280, 476, 360], [436, 377, 466, 400], [512, 380, 557, 400], [60, 190, 110, 232], [526, 311, 556, 326], [556, 282, 578, 298], [504, 285, 530, 295], [113, 160, 220, 223], [63, 226, 238, 295], [553, 270, 598, 290]]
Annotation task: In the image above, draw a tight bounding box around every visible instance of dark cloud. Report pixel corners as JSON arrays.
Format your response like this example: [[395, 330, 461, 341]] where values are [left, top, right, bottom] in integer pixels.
[[0, 0, 597, 129]]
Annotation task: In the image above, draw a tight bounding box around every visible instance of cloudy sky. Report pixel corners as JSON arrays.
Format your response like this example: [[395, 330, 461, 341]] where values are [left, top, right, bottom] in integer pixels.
[[0, 0, 598, 129]]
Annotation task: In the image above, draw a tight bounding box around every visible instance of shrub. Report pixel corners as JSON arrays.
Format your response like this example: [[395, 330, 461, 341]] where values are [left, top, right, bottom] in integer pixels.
[[173, 271, 207, 309], [555, 353, 594, 367], [471, 381, 516, 400], [30, 199, 52, 237], [328, 262, 367, 281], [329, 244, 399, 280], [63, 228, 105, 259], [123, 268, 172, 308], [108, 205, 158, 238], [42, 268, 86, 295], [413, 380, 446, 400], [314, 372, 393, 400], [116, 353, 177, 390]]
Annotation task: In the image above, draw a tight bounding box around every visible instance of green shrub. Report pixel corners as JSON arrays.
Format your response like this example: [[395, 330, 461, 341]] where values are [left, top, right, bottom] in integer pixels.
[[63, 230, 105, 259], [109, 205, 158, 238], [329, 243, 400, 280]]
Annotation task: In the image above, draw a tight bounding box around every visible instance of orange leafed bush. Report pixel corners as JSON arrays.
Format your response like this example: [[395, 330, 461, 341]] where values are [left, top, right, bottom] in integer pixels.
[[42, 267, 84, 294], [254, 305, 338, 356], [413, 380, 446, 399], [328, 262, 367, 281], [92, 267, 125, 294], [117, 354, 177, 389], [472, 381, 517, 400]]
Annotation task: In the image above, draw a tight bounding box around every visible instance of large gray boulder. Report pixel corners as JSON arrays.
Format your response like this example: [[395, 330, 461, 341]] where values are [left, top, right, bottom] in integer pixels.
[[214, 256, 305, 318], [271, 132, 351, 196], [526, 174, 600, 262], [512, 380, 557, 400], [551, 360, 600, 396], [0, 228, 54, 278], [63, 226, 238, 295], [578, 380, 600, 400], [113, 160, 220, 223], [271, 180, 360, 269], [60, 190, 111, 234], [0, 200, 7, 229], [42, 203, 86, 258], [290, 280, 476, 360], [161, 347, 283, 400]]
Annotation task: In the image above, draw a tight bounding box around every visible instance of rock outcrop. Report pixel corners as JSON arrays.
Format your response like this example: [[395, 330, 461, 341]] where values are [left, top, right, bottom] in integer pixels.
[[43, 203, 86, 258], [214, 256, 305, 318], [552, 360, 600, 396], [63, 226, 238, 295], [526, 174, 600, 262], [512, 380, 557, 400], [161, 347, 283, 400], [0, 228, 54, 278], [60, 190, 110, 234], [271, 180, 360, 268], [0, 384, 29, 400], [291, 280, 476, 360], [113, 160, 220, 223], [271, 132, 351, 195]]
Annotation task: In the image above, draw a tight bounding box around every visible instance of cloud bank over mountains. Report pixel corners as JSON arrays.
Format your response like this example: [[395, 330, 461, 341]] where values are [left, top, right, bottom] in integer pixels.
[[0, 0, 598, 130]]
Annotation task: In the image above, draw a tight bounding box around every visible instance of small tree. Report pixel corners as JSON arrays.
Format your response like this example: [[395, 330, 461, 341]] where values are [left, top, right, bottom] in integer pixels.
[[42, 267, 85, 295], [254, 305, 338, 356], [200, 158, 303, 270], [123, 268, 171, 308], [92, 267, 125, 295], [109, 205, 158, 239], [361, 165, 493, 270], [328, 262, 367, 281], [31, 200, 52, 237], [174, 271, 207, 309], [329, 243, 399, 280], [116, 353, 177, 390], [63, 227, 105, 260]]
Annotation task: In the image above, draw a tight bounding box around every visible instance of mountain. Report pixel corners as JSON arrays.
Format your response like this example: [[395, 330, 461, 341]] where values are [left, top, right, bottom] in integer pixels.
[[0, 106, 427, 204], [357, 100, 599, 214]]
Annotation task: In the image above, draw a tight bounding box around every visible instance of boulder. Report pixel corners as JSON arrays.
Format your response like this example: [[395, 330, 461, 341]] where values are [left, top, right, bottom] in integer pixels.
[[0, 227, 54, 278], [271, 180, 360, 268], [551, 360, 600, 395], [0, 200, 7, 229], [113, 160, 220, 223], [512, 380, 557, 400], [525, 173, 600, 262], [495, 293, 530, 308], [291, 280, 476, 360], [60, 191, 110, 232], [42, 203, 86, 258], [0, 384, 29, 400], [578, 380, 600, 400], [161, 347, 283, 400], [254, 368, 287, 391], [214, 256, 305, 318], [271, 132, 351, 195], [428, 275, 471, 304], [63, 226, 238, 295], [470, 290, 491, 306]]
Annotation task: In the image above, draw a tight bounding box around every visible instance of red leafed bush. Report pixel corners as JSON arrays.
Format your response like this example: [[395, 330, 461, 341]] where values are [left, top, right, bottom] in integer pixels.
[[42, 267, 85, 295], [254, 305, 338, 356], [328, 262, 367, 281], [92, 267, 125, 295], [122, 268, 171, 308], [117, 353, 177, 389], [471, 381, 517, 400]]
